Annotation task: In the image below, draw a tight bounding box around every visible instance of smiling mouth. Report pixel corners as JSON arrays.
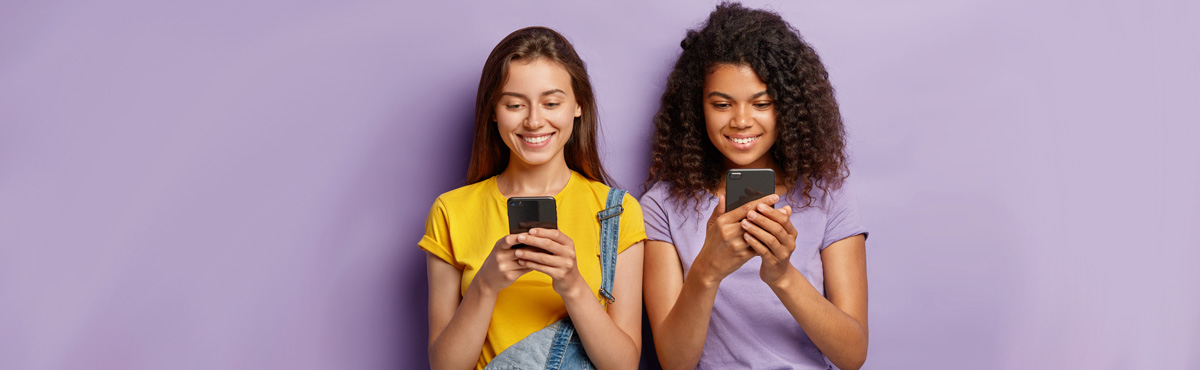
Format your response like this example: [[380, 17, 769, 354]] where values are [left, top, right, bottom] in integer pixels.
[[727, 135, 761, 145], [521, 133, 554, 144]]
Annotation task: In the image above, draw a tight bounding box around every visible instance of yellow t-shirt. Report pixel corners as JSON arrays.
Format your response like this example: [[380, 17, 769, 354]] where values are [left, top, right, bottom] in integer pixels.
[[419, 171, 647, 369]]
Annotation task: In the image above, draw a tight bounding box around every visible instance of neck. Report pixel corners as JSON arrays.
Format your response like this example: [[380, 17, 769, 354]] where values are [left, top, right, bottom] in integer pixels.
[[723, 154, 777, 172], [496, 156, 572, 198]]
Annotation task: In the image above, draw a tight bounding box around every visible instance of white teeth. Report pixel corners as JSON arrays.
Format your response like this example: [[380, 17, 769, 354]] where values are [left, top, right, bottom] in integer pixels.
[[731, 136, 757, 145], [523, 134, 551, 144]]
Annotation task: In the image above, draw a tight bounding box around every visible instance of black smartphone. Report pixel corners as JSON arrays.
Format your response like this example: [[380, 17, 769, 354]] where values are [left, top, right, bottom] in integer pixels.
[[725, 168, 775, 212], [507, 196, 557, 250]]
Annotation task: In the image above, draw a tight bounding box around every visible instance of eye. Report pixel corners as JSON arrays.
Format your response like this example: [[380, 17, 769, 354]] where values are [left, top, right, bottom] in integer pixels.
[[753, 102, 773, 109], [545, 102, 561, 109], [712, 102, 732, 110], [505, 104, 524, 110]]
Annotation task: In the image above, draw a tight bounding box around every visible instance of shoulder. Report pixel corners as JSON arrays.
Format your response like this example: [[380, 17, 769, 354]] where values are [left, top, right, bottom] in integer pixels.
[[638, 181, 677, 208], [818, 178, 856, 207], [573, 173, 642, 207], [790, 176, 853, 210], [431, 178, 495, 209]]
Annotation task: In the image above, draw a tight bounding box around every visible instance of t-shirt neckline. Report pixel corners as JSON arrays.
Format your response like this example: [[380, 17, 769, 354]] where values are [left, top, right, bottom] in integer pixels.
[[489, 170, 579, 202]]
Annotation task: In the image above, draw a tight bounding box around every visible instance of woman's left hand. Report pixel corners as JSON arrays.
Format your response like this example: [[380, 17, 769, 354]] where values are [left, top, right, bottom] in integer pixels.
[[513, 228, 586, 296], [741, 203, 799, 285]]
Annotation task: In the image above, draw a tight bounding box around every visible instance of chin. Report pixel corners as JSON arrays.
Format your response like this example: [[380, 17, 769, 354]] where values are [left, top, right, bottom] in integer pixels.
[[725, 153, 768, 168], [513, 152, 558, 167]]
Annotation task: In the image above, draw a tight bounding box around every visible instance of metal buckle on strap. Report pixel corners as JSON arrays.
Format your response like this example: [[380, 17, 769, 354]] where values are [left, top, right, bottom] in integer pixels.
[[599, 289, 615, 303], [597, 205, 624, 221]]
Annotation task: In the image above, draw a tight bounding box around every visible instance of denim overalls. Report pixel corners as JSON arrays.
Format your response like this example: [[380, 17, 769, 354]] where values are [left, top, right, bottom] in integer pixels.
[[484, 189, 626, 370]]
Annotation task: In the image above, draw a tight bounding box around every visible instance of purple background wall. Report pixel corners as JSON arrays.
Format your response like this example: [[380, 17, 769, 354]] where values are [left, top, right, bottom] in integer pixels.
[[2, 0, 1197, 369]]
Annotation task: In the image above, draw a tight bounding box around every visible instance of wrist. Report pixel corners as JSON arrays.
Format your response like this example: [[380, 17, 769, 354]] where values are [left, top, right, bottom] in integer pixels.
[[690, 263, 724, 290], [469, 279, 499, 300], [765, 265, 801, 291], [556, 274, 591, 302]]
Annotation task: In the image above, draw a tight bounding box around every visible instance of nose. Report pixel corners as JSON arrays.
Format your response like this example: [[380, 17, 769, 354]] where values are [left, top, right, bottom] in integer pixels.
[[523, 106, 544, 130], [730, 104, 752, 129]]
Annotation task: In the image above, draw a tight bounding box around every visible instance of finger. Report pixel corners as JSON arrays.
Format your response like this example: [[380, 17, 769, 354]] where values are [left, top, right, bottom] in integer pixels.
[[502, 263, 535, 275], [497, 253, 534, 272], [741, 219, 785, 258], [530, 228, 573, 247], [753, 202, 789, 224], [724, 193, 780, 224], [518, 234, 570, 256], [770, 205, 797, 236], [747, 193, 780, 210], [499, 234, 523, 249], [747, 208, 788, 238], [517, 258, 559, 277], [742, 231, 772, 257], [513, 248, 564, 267]]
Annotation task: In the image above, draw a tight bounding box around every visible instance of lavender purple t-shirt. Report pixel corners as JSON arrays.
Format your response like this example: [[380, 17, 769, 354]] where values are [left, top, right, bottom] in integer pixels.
[[640, 181, 868, 370]]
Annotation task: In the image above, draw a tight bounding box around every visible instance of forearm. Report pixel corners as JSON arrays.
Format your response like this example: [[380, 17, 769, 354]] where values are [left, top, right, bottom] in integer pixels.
[[559, 281, 639, 370], [770, 268, 868, 370], [653, 269, 721, 370], [430, 282, 498, 370]]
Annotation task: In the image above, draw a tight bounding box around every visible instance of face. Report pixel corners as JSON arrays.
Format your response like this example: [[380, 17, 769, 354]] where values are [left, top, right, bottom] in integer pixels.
[[703, 63, 777, 169], [494, 58, 582, 168]]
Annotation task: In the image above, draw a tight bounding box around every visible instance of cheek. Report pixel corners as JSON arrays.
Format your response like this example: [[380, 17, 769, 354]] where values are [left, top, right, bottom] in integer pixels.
[[760, 112, 778, 140], [703, 111, 726, 139], [494, 112, 520, 133], [548, 108, 578, 132]]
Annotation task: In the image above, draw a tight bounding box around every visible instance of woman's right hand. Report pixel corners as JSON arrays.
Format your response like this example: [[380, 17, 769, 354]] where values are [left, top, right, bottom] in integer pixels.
[[473, 234, 534, 295], [693, 193, 781, 285]]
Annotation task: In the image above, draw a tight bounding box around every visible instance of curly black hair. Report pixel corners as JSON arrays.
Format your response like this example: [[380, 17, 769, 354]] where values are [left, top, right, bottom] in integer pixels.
[[646, 2, 849, 210]]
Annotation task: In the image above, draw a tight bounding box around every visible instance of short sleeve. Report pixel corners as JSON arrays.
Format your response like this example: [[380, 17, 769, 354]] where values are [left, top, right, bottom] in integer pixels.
[[418, 198, 460, 267], [616, 193, 648, 253], [638, 184, 674, 245], [821, 184, 869, 250]]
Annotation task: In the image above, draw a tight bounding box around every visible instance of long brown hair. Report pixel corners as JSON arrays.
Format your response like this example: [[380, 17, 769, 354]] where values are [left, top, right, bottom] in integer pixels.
[[466, 26, 611, 186]]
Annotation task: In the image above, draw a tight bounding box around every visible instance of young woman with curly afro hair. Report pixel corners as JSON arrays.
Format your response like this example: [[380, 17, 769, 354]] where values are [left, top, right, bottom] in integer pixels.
[[640, 3, 870, 369]]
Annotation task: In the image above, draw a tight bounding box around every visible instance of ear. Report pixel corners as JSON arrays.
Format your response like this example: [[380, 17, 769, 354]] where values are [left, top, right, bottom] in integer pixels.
[[574, 102, 582, 118]]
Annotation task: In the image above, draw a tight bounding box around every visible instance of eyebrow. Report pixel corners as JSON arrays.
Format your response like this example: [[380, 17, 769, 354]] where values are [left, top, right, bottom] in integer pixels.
[[500, 89, 567, 99], [707, 90, 770, 100]]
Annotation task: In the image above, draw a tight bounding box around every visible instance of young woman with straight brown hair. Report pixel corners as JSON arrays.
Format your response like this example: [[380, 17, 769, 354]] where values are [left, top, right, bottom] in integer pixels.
[[420, 27, 645, 370]]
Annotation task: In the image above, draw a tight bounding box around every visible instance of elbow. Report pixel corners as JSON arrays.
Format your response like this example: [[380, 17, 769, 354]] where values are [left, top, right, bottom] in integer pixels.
[[829, 350, 867, 370], [657, 355, 701, 370], [834, 356, 866, 370], [654, 351, 696, 370], [832, 336, 869, 370]]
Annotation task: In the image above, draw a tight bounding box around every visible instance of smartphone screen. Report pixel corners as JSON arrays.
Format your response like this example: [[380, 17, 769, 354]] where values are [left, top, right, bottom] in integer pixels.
[[725, 168, 775, 212], [507, 196, 557, 250]]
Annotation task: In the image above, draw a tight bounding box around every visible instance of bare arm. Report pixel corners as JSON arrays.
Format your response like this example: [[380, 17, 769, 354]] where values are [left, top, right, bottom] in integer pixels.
[[741, 204, 869, 369], [642, 195, 772, 370], [643, 240, 722, 370], [513, 230, 642, 369], [427, 235, 532, 370], [769, 236, 868, 369]]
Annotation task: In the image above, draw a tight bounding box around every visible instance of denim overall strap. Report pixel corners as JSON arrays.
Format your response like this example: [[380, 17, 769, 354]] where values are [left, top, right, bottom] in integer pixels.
[[543, 317, 578, 369], [483, 319, 592, 370], [596, 188, 625, 303]]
